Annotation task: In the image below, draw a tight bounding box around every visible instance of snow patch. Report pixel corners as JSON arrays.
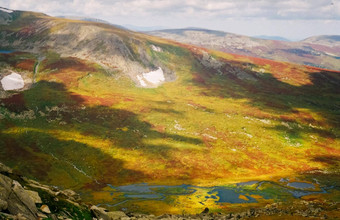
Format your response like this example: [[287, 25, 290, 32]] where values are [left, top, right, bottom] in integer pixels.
[[1, 72, 25, 91], [138, 67, 165, 86], [143, 67, 165, 84], [0, 7, 13, 13], [137, 75, 147, 87], [151, 45, 162, 52]]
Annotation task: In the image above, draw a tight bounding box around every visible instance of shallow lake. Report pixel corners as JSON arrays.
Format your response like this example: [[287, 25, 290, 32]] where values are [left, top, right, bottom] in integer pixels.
[[0, 50, 13, 54], [99, 179, 330, 209]]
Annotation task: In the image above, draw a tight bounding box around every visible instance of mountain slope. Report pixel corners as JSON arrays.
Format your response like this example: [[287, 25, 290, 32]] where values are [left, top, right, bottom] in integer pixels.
[[0, 9, 176, 88], [0, 9, 340, 215], [148, 28, 340, 71]]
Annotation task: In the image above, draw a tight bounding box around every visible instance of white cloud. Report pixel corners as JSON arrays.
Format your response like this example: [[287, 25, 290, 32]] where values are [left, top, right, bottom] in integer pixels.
[[2, 0, 339, 20], [0, 0, 339, 39]]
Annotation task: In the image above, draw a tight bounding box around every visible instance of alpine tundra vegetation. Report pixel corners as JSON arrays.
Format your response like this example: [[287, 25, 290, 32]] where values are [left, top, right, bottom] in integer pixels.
[[0, 6, 339, 219]]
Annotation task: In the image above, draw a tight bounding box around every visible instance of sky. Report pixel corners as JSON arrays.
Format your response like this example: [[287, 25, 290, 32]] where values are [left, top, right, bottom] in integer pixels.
[[1, 0, 340, 40]]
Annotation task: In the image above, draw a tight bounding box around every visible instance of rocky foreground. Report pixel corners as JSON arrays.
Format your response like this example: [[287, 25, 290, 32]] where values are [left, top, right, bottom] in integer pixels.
[[0, 162, 339, 220]]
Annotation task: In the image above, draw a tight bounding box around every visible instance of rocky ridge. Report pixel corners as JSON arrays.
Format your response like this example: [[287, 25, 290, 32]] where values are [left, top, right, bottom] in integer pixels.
[[148, 28, 340, 71]]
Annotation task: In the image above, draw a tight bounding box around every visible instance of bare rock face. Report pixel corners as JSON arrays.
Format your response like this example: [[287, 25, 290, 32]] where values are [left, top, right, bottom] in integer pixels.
[[61, 189, 80, 201], [107, 211, 128, 220], [200, 51, 224, 71], [90, 205, 129, 220], [25, 190, 42, 204], [7, 180, 39, 219], [40, 204, 51, 214], [0, 173, 39, 219], [0, 162, 90, 219], [91, 205, 111, 220], [0, 174, 13, 203], [0, 161, 12, 173], [0, 198, 8, 211], [0, 8, 13, 25]]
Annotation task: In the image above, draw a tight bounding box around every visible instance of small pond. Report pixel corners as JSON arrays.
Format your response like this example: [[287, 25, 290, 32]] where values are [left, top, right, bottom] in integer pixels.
[[0, 50, 13, 54]]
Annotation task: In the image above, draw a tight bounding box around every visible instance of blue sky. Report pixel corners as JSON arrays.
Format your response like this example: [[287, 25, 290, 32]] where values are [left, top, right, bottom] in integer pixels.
[[1, 0, 339, 40]]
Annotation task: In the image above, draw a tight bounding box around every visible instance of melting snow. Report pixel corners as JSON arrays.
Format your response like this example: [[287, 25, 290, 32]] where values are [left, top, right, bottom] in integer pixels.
[[1, 72, 25, 91], [137, 75, 147, 87], [0, 8, 13, 13], [138, 67, 165, 86], [143, 67, 165, 84]]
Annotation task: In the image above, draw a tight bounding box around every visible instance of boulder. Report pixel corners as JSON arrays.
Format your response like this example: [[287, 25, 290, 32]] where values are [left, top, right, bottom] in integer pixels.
[[40, 204, 51, 214], [91, 205, 110, 220], [0, 198, 8, 211], [107, 211, 128, 220], [0, 174, 12, 199], [61, 189, 80, 201], [0, 213, 19, 220], [37, 212, 48, 219], [0, 162, 12, 173], [7, 180, 39, 219], [25, 190, 42, 204]]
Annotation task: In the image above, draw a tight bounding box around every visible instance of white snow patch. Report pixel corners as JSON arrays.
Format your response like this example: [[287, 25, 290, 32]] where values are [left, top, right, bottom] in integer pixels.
[[151, 45, 162, 52], [0, 8, 13, 13], [143, 67, 165, 84], [137, 75, 147, 87], [138, 67, 165, 86], [1, 72, 25, 91]]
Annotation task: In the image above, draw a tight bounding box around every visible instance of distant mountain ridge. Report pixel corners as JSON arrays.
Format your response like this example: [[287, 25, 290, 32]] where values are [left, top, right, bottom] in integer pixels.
[[148, 28, 340, 71], [253, 35, 291, 41], [57, 16, 127, 30]]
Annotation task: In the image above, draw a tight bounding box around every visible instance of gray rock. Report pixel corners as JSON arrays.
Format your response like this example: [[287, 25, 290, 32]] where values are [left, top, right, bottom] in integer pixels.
[[7, 180, 39, 219], [37, 212, 48, 218], [0, 174, 12, 199], [91, 205, 110, 220], [0, 162, 12, 173], [0, 212, 19, 220], [25, 190, 42, 204], [40, 204, 51, 214], [107, 211, 129, 220], [61, 189, 80, 201], [0, 198, 8, 211]]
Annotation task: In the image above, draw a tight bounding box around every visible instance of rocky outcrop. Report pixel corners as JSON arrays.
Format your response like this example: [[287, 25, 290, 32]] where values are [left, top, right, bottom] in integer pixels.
[[0, 172, 38, 219], [0, 162, 90, 219], [90, 206, 130, 220]]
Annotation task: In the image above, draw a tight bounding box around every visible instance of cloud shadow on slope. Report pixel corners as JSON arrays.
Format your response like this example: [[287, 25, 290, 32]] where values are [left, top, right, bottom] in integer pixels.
[[189, 57, 340, 139], [0, 81, 203, 189]]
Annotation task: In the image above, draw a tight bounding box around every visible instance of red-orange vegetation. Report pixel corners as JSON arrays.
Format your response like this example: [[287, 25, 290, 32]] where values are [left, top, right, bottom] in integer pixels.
[[15, 59, 35, 71], [192, 73, 206, 85], [43, 57, 96, 72]]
